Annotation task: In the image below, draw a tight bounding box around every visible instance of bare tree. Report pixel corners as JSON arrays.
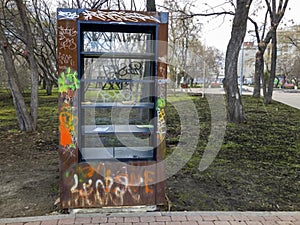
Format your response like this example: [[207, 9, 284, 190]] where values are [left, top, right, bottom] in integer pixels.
[[163, 0, 204, 86], [251, 0, 289, 102], [15, 0, 40, 129], [223, 0, 252, 123], [0, 0, 39, 131], [264, 0, 289, 103], [30, 0, 57, 95], [0, 22, 34, 131], [1, 0, 140, 132]]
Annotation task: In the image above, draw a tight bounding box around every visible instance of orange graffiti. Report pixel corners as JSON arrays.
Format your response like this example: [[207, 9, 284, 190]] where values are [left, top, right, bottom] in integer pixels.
[[129, 173, 142, 193], [144, 170, 154, 194], [59, 112, 73, 148], [59, 124, 72, 148], [82, 166, 96, 178]]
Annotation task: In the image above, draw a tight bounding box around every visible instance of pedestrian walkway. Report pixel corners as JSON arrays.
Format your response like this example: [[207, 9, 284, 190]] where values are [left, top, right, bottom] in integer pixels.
[[177, 87, 300, 110], [272, 90, 300, 110], [0, 211, 299, 225]]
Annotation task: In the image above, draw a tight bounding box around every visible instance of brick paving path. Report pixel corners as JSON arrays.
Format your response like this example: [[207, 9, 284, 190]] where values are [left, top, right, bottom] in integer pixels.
[[0, 211, 299, 225]]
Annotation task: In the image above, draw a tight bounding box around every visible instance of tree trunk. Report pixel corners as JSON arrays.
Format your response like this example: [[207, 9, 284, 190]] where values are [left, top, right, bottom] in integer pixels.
[[46, 81, 53, 96], [252, 0, 289, 101], [264, 30, 277, 104], [15, 0, 39, 130], [146, 0, 156, 11], [0, 26, 34, 132], [223, 0, 252, 123], [253, 48, 264, 98]]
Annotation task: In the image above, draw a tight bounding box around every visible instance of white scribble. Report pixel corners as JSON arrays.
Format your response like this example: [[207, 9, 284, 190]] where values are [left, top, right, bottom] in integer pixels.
[[58, 26, 77, 39], [82, 10, 161, 23], [58, 26, 77, 50], [58, 10, 79, 20], [58, 54, 74, 66]]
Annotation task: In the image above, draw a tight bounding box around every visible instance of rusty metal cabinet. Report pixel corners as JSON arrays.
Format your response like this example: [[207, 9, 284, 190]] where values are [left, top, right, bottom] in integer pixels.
[[57, 9, 168, 209]]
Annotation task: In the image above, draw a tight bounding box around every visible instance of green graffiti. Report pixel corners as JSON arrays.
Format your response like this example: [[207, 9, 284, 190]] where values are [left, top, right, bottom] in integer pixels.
[[156, 98, 166, 110], [58, 67, 80, 93]]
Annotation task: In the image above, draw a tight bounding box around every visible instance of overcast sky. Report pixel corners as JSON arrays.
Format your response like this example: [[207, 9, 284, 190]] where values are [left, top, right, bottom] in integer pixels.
[[153, 0, 300, 53], [179, 0, 300, 53]]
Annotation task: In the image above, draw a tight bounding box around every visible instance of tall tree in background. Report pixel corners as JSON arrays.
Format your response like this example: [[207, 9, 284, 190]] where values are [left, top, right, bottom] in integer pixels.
[[31, 0, 57, 95], [15, 0, 39, 130], [251, 0, 289, 102], [0, 0, 38, 131], [276, 25, 300, 84], [0, 22, 34, 131], [164, 0, 202, 86], [263, 0, 289, 104], [223, 0, 252, 123]]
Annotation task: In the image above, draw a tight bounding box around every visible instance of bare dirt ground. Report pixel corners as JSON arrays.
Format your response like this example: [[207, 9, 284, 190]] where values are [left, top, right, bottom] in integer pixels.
[[0, 130, 60, 218]]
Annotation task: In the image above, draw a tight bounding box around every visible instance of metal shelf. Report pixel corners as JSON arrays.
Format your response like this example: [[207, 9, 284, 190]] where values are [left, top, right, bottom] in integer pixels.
[[81, 52, 155, 59], [82, 124, 153, 135], [81, 102, 154, 108], [80, 147, 154, 160], [80, 79, 155, 83]]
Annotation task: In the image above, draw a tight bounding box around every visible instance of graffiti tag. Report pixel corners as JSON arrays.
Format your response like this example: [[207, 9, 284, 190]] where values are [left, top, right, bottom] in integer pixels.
[[58, 26, 77, 50], [58, 54, 74, 67], [82, 10, 161, 23], [58, 68, 79, 94], [58, 10, 80, 20], [66, 165, 155, 207]]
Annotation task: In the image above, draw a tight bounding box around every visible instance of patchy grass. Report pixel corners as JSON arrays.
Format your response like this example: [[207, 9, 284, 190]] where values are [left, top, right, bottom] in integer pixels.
[[166, 94, 300, 211], [0, 91, 17, 130], [0, 89, 58, 133]]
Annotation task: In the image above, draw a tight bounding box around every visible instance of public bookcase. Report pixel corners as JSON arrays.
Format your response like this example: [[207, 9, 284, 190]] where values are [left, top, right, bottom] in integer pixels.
[[57, 9, 168, 209]]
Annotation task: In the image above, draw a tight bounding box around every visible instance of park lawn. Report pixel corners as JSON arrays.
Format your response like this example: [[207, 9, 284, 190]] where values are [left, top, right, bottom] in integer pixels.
[[0, 89, 299, 217], [166, 93, 300, 211]]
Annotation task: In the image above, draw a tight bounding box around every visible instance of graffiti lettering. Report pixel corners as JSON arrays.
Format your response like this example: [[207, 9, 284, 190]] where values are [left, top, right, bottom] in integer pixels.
[[58, 26, 77, 38], [100, 61, 143, 90], [58, 10, 80, 20], [82, 10, 161, 23], [58, 54, 74, 67], [60, 38, 77, 50], [67, 165, 154, 206], [118, 61, 143, 77], [58, 26, 77, 50]]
